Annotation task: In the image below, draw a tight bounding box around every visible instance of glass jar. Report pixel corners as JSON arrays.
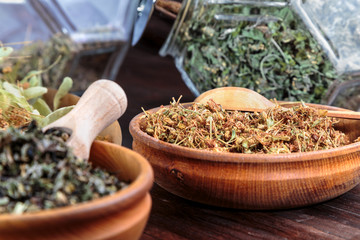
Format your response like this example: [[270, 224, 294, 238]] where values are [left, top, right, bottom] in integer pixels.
[[0, 0, 156, 92], [160, 0, 360, 108]]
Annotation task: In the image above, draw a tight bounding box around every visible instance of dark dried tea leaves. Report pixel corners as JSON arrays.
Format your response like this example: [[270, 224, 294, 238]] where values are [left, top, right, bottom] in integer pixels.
[[0, 121, 127, 214], [140, 98, 350, 154]]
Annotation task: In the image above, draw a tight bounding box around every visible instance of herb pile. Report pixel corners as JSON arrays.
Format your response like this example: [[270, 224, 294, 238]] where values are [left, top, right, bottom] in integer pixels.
[[0, 122, 127, 214], [178, 4, 343, 103], [0, 105, 31, 129], [140, 97, 350, 154], [0, 44, 74, 129], [0, 44, 125, 215]]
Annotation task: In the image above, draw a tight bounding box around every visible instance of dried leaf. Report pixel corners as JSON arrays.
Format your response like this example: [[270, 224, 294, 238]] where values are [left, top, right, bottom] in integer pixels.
[[53, 77, 73, 110], [0, 46, 14, 58], [38, 106, 74, 127], [32, 98, 52, 116], [23, 86, 48, 100], [178, 5, 345, 103]]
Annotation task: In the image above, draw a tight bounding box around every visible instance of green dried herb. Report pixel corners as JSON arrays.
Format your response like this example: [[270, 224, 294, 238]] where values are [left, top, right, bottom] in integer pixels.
[[0, 46, 13, 60], [0, 35, 76, 90], [140, 97, 350, 154], [53, 76, 73, 111], [178, 4, 346, 103], [0, 43, 75, 128], [0, 122, 127, 214]]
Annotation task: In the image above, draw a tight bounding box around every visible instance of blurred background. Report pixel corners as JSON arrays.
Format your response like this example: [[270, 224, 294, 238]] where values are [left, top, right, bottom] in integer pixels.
[[116, 6, 194, 148]]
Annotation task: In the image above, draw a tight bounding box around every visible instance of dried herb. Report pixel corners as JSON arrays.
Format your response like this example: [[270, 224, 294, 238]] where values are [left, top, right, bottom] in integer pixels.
[[0, 35, 76, 90], [0, 122, 127, 214], [177, 4, 346, 103], [0, 44, 75, 128], [140, 97, 350, 154], [1, 33, 111, 92], [0, 106, 31, 130]]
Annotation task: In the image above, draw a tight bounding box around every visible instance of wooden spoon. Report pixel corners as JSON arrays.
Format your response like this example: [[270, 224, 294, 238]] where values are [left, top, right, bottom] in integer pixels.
[[42, 79, 127, 160], [194, 87, 360, 120]]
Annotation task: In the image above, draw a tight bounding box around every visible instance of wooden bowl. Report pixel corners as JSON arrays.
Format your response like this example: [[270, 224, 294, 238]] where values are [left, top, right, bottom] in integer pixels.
[[0, 141, 154, 240], [129, 102, 360, 210]]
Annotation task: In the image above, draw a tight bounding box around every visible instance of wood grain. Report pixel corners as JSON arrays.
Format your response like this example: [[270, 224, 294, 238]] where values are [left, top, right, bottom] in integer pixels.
[[140, 184, 360, 240], [43, 88, 123, 146], [43, 80, 128, 159], [130, 105, 360, 209]]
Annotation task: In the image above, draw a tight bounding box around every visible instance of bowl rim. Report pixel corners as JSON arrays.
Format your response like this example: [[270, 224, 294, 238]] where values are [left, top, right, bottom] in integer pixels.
[[129, 103, 360, 164], [0, 141, 154, 222]]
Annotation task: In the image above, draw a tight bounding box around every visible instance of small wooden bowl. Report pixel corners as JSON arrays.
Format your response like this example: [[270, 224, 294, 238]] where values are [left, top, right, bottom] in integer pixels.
[[0, 141, 154, 240], [129, 102, 360, 210]]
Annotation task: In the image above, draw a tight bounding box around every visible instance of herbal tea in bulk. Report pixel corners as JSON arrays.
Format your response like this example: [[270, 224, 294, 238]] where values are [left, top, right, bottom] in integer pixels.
[[0, 44, 75, 129], [0, 106, 31, 129], [140, 97, 350, 154], [0, 122, 127, 214], [160, 0, 348, 104]]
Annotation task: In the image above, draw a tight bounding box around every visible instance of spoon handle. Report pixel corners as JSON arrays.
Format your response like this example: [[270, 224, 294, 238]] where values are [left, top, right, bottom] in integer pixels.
[[326, 110, 360, 120], [43, 79, 128, 159]]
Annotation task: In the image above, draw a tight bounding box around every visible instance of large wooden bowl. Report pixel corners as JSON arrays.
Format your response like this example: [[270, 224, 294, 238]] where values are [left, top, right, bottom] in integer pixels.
[[0, 140, 154, 240], [129, 102, 360, 210], [0, 88, 153, 239]]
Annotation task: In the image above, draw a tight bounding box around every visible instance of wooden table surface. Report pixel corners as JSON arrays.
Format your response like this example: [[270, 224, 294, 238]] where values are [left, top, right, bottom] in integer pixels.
[[116, 13, 360, 240]]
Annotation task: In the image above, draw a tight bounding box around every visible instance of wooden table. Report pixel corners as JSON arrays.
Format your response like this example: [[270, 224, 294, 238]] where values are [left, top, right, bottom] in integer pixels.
[[117, 13, 360, 240], [141, 184, 360, 240]]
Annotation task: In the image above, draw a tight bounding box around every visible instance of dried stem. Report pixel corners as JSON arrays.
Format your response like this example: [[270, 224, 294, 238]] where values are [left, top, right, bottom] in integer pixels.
[[140, 98, 351, 154]]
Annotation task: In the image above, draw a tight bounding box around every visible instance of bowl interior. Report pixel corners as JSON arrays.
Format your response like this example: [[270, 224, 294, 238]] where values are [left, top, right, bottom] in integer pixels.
[[282, 102, 360, 142], [130, 102, 360, 162]]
